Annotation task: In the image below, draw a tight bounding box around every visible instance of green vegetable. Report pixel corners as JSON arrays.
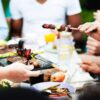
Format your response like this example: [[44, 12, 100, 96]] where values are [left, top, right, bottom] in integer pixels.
[[0, 52, 17, 59]]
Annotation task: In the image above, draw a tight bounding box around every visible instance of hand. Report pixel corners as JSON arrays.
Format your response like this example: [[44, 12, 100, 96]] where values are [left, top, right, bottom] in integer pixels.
[[78, 21, 100, 40], [5, 62, 41, 83], [86, 36, 100, 55], [94, 10, 100, 22], [80, 61, 100, 74], [80, 54, 93, 62]]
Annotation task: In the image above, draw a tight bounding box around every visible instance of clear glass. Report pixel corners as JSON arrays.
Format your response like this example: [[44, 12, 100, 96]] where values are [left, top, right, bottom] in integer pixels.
[[57, 31, 75, 71]]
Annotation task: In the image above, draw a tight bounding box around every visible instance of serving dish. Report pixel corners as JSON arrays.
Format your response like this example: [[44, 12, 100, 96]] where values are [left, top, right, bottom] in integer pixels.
[[32, 82, 75, 100]]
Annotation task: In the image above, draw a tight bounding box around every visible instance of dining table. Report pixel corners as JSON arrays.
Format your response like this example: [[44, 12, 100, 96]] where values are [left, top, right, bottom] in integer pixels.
[[0, 40, 98, 100]]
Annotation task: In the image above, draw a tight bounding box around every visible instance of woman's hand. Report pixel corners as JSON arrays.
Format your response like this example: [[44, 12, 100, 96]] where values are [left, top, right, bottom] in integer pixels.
[[86, 36, 100, 55], [5, 62, 41, 83], [78, 21, 100, 41], [80, 61, 100, 74]]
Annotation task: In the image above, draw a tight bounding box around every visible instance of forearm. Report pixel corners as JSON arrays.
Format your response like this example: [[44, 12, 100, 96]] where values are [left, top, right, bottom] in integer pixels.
[[67, 13, 82, 40], [9, 19, 23, 38]]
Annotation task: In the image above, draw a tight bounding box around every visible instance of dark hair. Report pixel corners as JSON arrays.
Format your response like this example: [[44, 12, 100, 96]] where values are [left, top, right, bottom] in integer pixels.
[[0, 87, 50, 100], [78, 82, 100, 100]]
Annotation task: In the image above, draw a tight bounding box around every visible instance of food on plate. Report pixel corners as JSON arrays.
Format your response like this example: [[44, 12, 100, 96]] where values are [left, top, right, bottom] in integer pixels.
[[0, 44, 18, 58], [7, 56, 25, 63], [42, 24, 67, 32], [29, 59, 40, 68], [0, 79, 13, 88], [44, 85, 71, 98], [7, 56, 40, 68], [42, 24, 75, 33], [42, 24, 55, 29], [51, 72, 65, 82], [0, 52, 17, 59]]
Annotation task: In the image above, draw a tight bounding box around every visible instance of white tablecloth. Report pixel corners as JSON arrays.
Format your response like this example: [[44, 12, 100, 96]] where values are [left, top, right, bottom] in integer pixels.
[[39, 49, 94, 89]]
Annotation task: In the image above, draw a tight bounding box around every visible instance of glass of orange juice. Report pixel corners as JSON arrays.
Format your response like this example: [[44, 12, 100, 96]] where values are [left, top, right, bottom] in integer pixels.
[[44, 33, 56, 43]]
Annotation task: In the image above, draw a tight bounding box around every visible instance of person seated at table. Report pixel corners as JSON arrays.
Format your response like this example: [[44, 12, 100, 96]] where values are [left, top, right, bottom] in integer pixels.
[[78, 21, 100, 55], [0, 87, 50, 100], [78, 21, 100, 62], [0, 62, 41, 83], [77, 82, 100, 100], [0, 0, 9, 40], [80, 60, 100, 75], [78, 21, 100, 78], [9, 0, 85, 51]]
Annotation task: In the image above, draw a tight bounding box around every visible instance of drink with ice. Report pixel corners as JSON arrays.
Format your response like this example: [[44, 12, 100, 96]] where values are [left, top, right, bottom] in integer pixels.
[[57, 31, 75, 70]]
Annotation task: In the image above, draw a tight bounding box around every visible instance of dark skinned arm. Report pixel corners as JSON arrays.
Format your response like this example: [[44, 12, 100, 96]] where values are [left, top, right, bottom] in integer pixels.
[[9, 18, 23, 39], [67, 13, 82, 41], [67, 13, 86, 52]]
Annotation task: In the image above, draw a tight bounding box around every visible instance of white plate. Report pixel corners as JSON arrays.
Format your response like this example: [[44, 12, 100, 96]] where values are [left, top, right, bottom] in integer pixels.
[[43, 44, 57, 53], [32, 82, 75, 93]]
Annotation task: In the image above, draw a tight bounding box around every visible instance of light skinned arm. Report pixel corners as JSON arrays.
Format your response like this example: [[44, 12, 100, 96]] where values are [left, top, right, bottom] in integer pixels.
[[0, 62, 41, 83], [86, 36, 100, 55], [78, 21, 100, 54], [78, 21, 100, 41], [80, 54, 100, 66], [80, 60, 100, 74]]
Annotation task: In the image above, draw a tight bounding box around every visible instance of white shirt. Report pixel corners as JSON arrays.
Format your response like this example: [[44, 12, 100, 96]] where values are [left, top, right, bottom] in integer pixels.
[[0, 0, 8, 40], [10, 0, 81, 45]]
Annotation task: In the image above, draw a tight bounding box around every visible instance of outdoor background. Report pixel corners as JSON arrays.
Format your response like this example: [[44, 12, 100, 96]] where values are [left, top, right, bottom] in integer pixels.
[[2, 0, 100, 41], [2, 0, 100, 24]]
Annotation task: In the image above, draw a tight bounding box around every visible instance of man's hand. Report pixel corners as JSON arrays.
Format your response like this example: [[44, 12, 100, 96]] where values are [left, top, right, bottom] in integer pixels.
[[86, 36, 100, 55], [80, 61, 100, 74], [5, 62, 41, 83]]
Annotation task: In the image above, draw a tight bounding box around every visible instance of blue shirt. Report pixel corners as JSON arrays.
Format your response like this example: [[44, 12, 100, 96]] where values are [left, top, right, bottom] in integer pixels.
[[0, 0, 8, 40]]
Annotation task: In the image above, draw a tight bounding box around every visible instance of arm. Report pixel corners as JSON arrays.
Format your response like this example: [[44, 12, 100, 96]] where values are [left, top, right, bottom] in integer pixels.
[[80, 60, 100, 74], [9, 0, 23, 39], [86, 36, 100, 55], [78, 21, 100, 54], [0, 62, 41, 83], [67, 13, 82, 41], [78, 21, 100, 41], [65, 0, 85, 52], [9, 18, 23, 38], [67, 14, 85, 52], [80, 54, 100, 66]]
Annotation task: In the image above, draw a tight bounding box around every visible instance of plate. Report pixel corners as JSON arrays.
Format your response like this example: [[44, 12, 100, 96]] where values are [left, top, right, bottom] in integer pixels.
[[43, 44, 57, 54], [32, 82, 75, 93]]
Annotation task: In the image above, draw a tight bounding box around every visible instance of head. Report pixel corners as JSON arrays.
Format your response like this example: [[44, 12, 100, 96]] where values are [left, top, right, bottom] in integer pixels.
[[0, 87, 50, 100], [77, 82, 100, 100]]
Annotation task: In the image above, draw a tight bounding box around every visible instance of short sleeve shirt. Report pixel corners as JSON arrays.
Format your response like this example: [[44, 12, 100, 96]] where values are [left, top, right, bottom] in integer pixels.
[[10, 0, 81, 44]]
